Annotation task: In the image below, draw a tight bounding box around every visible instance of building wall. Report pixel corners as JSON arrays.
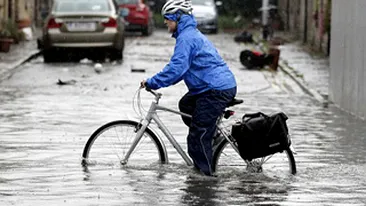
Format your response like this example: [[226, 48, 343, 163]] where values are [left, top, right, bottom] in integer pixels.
[[0, 0, 36, 27], [1, 0, 52, 36], [329, 0, 366, 119], [277, 0, 301, 35], [35, 0, 52, 26], [17, 0, 34, 21], [276, 0, 331, 55], [0, 0, 8, 23], [0, 0, 9, 30]]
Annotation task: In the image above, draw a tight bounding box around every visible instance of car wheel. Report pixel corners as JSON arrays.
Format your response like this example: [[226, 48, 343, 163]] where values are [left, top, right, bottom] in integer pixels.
[[142, 19, 154, 36], [37, 38, 43, 50], [109, 48, 123, 62], [43, 49, 57, 63], [211, 28, 218, 34], [91, 51, 106, 63]]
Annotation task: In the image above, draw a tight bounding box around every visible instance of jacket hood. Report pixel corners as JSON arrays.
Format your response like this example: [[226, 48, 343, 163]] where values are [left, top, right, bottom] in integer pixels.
[[164, 12, 197, 38]]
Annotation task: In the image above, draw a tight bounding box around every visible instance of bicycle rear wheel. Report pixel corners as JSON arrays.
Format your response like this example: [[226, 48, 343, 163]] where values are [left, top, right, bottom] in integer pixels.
[[212, 139, 296, 176], [82, 120, 167, 168]]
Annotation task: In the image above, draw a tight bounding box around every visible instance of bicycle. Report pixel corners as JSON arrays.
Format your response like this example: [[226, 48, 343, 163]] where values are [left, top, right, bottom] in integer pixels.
[[81, 88, 297, 175]]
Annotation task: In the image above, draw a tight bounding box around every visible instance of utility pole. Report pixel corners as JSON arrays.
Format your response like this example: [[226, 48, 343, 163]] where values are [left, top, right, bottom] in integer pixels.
[[261, 0, 273, 40], [262, 0, 269, 26]]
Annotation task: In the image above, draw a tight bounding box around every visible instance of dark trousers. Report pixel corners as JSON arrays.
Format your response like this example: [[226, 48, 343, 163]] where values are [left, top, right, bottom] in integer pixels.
[[178, 87, 237, 175]]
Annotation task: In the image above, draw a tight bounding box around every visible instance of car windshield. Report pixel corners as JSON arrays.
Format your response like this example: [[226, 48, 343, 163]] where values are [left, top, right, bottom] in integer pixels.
[[117, 0, 138, 4], [54, 0, 111, 12], [191, 0, 214, 6]]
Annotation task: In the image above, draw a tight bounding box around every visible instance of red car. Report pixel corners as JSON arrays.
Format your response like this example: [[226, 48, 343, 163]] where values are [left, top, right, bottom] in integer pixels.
[[118, 0, 154, 36]]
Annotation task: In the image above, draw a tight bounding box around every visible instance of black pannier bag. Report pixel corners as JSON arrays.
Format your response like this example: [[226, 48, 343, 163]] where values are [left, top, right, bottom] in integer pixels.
[[231, 112, 291, 161]]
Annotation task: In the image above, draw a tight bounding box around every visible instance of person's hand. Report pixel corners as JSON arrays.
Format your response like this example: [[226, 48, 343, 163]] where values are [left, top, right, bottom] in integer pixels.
[[140, 80, 147, 88]]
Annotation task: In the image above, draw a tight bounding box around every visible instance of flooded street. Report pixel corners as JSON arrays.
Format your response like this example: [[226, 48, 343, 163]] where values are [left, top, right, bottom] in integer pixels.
[[0, 30, 365, 205]]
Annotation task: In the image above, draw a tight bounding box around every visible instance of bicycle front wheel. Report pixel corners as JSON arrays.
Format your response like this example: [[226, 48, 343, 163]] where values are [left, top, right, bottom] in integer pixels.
[[82, 120, 167, 168], [212, 140, 296, 176]]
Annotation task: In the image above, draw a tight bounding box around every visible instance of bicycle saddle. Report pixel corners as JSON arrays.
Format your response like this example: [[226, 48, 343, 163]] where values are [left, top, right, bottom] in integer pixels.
[[227, 98, 244, 107]]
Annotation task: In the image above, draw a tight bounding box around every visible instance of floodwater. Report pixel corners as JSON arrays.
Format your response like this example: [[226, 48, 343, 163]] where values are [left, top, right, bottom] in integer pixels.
[[0, 30, 365, 205]]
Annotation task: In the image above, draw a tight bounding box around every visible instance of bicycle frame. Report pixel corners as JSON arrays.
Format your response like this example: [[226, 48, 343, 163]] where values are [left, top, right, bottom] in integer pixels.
[[122, 89, 240, 166]]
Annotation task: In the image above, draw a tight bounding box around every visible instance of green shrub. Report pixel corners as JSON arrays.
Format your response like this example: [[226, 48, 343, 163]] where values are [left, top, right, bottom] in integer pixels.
[[218, 15, 249, 30], [0, 19, 25, 42], [153, 13, 165, 28], [0, 29, 12, 38]]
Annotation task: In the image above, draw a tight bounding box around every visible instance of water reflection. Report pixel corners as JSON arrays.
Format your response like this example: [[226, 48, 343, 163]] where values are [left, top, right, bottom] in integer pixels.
[[181, 176, 220, 206], [82, 165, 91, 182], [324, 105, 366, 164]]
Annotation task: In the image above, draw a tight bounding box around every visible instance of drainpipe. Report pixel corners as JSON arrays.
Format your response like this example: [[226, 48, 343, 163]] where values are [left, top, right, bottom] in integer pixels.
[[15, 0, 18, 21], [304, 0, 308, 43], [318, 0, 324, 51], [325, 0, 332, 56], [286, 0, 290, 30], [262, 0, 269, 26], [0, 0, 5, 22]]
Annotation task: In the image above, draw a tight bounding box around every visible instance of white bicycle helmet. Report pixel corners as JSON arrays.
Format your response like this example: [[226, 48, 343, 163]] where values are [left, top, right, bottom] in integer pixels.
[[161, 0, 193, 16]]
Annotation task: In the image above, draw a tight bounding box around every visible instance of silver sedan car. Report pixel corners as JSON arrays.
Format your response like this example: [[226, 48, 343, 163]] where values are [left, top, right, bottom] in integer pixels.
[[192, 0, 220, 34], [42, 0, 125, 62]]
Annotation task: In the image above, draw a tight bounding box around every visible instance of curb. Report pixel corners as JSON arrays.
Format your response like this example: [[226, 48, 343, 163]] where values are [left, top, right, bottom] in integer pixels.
[[0, 50, 42, 83], [277, 60, 326, 104]]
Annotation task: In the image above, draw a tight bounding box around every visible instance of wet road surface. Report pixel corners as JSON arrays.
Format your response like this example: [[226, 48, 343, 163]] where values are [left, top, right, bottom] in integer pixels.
[[0, 30, 365, 205], [279, 42, 330, 97]]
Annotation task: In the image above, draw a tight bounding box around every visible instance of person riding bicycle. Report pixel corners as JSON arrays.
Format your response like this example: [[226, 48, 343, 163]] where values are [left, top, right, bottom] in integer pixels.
[[140, 0, 237, 176]]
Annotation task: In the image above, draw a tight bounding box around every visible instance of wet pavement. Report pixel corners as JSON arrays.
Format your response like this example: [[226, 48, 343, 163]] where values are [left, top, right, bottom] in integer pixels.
[[0, 29, 365, 205], [278, 42, 330, 98], [0, 30, 41, 83]]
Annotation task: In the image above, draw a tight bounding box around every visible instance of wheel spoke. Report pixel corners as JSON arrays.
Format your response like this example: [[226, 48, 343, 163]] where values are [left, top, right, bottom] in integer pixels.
[[82, 120, 166, 168], [213, 140, 296, 175]]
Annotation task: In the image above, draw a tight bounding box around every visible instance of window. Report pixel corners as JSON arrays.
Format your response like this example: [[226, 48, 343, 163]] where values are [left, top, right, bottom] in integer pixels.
[[54, 0, 111, 12], [117, 0, 139, 4], [191, 0, 214, 6]]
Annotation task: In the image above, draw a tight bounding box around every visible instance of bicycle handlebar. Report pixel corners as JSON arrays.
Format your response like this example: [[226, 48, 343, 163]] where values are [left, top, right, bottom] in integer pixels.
[[143, 87, 162, 101]]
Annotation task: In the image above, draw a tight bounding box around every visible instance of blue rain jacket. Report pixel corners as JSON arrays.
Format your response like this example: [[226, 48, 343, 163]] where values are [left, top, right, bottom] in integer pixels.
[[146, 13, 236, 95]]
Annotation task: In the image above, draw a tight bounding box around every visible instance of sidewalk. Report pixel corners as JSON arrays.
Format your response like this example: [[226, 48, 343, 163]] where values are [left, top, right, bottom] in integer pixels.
[[251, 32, 330, 104], [278, 41, 330, 101], [0, 30, 41, 82]]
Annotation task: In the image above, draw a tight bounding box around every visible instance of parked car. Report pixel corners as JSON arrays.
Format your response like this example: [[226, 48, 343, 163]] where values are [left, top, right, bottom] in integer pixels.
[[191, 0, 221, 34], [41, 0, 125, 62], [117, 0, 154, 36]]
